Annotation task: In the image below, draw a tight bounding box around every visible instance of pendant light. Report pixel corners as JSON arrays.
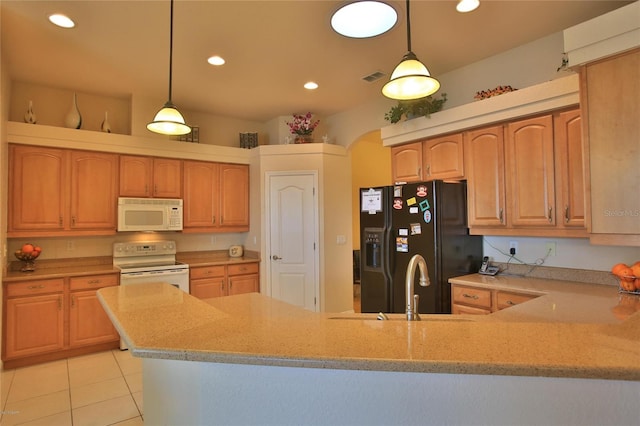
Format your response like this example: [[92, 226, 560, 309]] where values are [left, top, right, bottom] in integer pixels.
[[382, 0, 440, 100], [147, 0, 191, 136]]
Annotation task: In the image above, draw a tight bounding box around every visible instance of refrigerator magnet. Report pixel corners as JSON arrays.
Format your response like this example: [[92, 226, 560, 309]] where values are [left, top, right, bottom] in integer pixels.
[[396, 237, 408, 252], [398, 228, 409, 236], [409, 207, 419, 214], [416, 185, 428, 197], [424, 210, 432, 223], [410, 223, 422, 235], [419, 199, 430, 211], [393, 198, 403, 209], [407, 197, 417, 206], [394, 186, 403, 197]]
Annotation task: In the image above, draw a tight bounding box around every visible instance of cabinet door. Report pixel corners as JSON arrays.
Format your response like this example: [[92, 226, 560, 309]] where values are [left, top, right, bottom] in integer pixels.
[[69, 290, 119, 347], [8, 145, 67, 232], [4, 294, 65, 359], [583, 49, 640, 237], [69, 151, 118, 230], [219, 164, 249, 229], [119, 155, 153, 197], [464, 126, 506, 227], [423, 134, 464, 180], [228, 275, 259, 296], [391, 142, 422, 183], [505, 115, 555, 227], [183, 161, 219, 228], [451, 303, 491, 315], [554, 109, 586, 229], [153, 158, 182, 198], [495, 291, 538, 310], [191, 278, 226, 299]]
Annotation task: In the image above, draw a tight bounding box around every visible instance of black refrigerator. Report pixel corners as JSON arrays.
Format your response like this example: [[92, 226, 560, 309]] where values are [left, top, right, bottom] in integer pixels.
[[359, 181, 482, 314]]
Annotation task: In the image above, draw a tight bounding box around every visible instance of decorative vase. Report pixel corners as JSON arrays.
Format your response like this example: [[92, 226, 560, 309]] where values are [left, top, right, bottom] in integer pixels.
[[24, 100, 37, 124], [294, 134, 314, 144], [64, 93, 82, 129], [101, 111, 112, 133]]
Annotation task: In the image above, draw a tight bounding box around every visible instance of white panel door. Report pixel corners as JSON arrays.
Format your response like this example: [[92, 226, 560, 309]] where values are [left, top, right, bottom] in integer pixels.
[[268, 173, 318, 311]]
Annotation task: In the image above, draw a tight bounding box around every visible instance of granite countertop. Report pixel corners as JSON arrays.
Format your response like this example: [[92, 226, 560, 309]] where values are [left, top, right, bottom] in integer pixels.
[[3, 251, 261, 283], [97, 274, 640, 381]]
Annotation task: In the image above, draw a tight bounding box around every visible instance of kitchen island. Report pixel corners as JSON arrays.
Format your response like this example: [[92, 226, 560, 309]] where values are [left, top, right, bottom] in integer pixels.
[[97, 276, 640, 425]]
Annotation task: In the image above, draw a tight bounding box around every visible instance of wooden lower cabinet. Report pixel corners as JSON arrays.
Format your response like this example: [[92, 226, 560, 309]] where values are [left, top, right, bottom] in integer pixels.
[[2, 274, 120, 368], [191, 262, 259, 299], [69, 275, 120, 347], [451, 283, 540, 314]]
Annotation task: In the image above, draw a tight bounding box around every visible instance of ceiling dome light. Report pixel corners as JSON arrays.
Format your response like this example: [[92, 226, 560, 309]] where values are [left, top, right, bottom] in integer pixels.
[[48, 13, 75, 28], [304, 82, 319, 90], [382, 0, 440, 100], [331, 1, 397, 38], [456, 0, 480, 13], [207, 55, 225, 66]]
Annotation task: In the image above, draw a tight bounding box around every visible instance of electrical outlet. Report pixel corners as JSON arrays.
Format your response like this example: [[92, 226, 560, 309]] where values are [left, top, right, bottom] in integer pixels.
[[545, 242, 556, 256], [211, 236, 217, 245], [336, 235, 346, 245], [509, 241, 518, 255], [66, 241, 75, 251]]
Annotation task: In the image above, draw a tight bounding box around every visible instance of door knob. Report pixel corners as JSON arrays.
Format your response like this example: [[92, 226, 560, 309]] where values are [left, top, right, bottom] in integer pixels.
[[272, 255, 282, 260]]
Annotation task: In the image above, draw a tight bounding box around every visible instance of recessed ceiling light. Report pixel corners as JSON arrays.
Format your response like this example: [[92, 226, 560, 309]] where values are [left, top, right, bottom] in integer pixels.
[[207, 55, 225, 66], [456, 0, 480, 13], [331, 1, 397, 38], [304, 82, 319, 90], [48, 13, 75, 28]]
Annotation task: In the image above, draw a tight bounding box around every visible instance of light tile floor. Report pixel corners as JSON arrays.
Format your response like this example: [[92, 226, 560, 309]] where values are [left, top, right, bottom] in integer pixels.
[[1, 349, 143, 426]]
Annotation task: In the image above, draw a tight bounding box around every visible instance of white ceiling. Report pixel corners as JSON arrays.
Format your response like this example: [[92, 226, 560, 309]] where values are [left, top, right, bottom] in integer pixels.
[[0, 1, 631, 122]]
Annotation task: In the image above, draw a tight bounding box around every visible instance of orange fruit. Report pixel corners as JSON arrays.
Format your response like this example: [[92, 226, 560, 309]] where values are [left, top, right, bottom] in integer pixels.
[[635, 278, 640, 291], [630, 263, 640, 279], [21, 243, 34, 254], [616, 266, 635, 280], [611, 263, 629, 276]]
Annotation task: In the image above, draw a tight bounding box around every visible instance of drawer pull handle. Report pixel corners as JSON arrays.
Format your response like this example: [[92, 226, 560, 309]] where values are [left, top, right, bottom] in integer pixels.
[[499, 208, 504, 224], [88, 279, 101, 284], [506, 300, 516, 306], [564, 205, 570, 223], [27, 285, 46, 290], [462, 293, 479, 300], [548, 206, 553, 223]]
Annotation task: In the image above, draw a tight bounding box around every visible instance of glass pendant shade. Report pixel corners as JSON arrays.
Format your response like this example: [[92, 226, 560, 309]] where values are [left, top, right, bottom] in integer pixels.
[[147, 101, 191, 135], [382, 52, 440, 100]]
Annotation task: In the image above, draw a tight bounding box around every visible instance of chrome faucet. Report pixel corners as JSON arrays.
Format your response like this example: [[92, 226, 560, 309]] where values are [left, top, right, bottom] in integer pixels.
[[405, 254, 430, 321]]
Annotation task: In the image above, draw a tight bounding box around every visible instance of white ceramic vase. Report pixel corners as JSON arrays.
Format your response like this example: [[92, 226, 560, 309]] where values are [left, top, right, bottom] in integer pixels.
[[64, 93, 82, 129], [24, 100, 37, 124], [101, 111, 112, 133]]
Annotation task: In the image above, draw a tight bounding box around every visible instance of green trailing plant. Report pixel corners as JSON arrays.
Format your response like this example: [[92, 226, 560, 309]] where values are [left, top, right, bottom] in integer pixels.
[[384, 93, 448, 124]]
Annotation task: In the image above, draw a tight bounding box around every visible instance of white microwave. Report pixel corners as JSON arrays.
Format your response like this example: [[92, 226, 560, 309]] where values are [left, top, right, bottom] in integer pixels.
[[117, 197, 183, 232]]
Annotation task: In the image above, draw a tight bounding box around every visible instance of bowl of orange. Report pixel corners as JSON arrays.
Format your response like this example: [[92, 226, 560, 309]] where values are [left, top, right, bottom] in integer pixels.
[[14, 243, 42, 272], [611, 261, 640, 295]]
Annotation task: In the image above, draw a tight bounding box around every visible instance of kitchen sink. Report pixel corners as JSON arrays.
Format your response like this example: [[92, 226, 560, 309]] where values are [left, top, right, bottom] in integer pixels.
[[328, 313, 474, 322]]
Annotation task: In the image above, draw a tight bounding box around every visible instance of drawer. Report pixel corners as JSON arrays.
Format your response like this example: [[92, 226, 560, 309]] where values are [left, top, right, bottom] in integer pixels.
[[6, 279, 65, 297], [227, 263, 259, 276], [191, 265, 226, 280], [496, 291, 538, 310], [70, 274, 119, 291], [452, 285, 492, 309]]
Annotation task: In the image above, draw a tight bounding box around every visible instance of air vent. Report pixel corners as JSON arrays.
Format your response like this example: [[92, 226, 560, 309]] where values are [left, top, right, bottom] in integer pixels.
[[362, 71, 386, 83]]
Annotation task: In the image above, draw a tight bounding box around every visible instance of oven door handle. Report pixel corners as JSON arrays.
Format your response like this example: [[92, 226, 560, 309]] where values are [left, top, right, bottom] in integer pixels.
[[121, 269, 188, 278]]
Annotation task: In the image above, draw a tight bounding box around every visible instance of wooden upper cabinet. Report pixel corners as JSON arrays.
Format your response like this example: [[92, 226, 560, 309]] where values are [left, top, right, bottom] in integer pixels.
[[119, 155, 182, 198], [505, 115, 555, 227], [9, 145, 67, 232], [464, 125, 506, 227], [219, 164, 250, 228], [582, 48, 640, 242], [69, 151, 118, 230], [554, 108, 585, 229], [9, 146, 117, 235], [423, 133, 464, 180], [183, 160, 219, 228], [391, 142, 422, 183]]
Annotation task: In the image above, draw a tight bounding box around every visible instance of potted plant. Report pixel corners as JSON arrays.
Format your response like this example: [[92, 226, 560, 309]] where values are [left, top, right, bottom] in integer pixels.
[[286, 112, 320, 143], [384, 93, 447, 124]]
